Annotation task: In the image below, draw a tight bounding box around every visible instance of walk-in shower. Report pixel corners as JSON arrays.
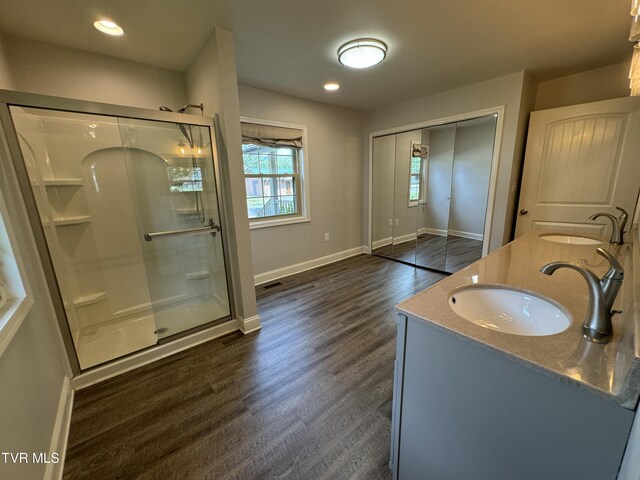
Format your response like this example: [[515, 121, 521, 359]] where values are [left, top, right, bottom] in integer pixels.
[[0, 92, 234, 371]]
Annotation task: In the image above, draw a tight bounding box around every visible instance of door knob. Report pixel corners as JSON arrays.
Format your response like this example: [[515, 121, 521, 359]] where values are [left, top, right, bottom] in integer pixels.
[[520, 208, 528, 215]]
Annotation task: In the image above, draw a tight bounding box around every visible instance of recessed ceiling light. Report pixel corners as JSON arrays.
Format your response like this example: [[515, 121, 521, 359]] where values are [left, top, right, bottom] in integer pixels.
[[93, 19, 124, 36], [338, 38, 387, 69], [324, 82, 340, 91]]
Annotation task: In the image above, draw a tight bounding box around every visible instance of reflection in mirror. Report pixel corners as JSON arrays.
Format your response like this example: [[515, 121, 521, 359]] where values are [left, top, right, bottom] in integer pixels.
[[371, 113, 498, 274], [415, 124, 456, 271], [390, 130, 421, 264], [371, 135, 396, 260], [444, 116, 496, 272]]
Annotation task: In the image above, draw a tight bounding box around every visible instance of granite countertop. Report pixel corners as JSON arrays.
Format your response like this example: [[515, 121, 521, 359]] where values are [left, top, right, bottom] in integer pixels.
[[396, 228, 640, 410]]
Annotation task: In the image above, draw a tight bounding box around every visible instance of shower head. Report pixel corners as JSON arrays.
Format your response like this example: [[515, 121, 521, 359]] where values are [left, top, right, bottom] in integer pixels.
[[178, 103, 204, 114]]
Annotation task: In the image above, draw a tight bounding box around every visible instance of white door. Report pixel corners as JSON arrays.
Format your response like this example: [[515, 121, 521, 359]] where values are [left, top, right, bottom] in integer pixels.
[[515, 97, 640, 239]]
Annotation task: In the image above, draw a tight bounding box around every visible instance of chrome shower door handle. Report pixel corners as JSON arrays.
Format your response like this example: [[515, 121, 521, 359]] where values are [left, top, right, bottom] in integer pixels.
[[144, 218, 220, 241]]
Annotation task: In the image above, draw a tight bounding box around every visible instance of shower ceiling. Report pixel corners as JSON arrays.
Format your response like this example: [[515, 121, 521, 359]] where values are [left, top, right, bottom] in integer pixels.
[[0, 0, 632, 111]]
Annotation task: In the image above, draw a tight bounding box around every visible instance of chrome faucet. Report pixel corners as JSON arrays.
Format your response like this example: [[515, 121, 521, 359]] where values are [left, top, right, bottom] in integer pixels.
[[540, 248, 624, 344], [589, 206, 628, 245]]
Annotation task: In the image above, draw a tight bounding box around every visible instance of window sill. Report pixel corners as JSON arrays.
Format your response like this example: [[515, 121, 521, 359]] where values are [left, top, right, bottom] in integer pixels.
[[0, 295, 33, 357], [249, 215, 310, 230]]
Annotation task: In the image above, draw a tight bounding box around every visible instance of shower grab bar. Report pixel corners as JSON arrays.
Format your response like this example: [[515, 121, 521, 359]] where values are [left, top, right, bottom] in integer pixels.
[[144, 218, 219, 241]]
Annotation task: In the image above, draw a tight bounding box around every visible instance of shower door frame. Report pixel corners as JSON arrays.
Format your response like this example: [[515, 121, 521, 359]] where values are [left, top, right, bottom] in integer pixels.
[[0, 89, 236, 375]]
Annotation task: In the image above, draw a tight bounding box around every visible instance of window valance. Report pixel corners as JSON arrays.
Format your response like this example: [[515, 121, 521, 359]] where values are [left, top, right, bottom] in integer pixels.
[[241, 122, 303, 148]]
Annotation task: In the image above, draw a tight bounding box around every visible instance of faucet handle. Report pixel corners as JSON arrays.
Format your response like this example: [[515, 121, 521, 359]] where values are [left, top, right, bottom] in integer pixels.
[[615, 206, 628, 231], [596, 248, 624, 280]]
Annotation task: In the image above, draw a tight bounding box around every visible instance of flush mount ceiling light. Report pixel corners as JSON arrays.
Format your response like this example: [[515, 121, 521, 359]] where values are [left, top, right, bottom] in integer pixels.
[[93, 19, 124, 36], [324, 82, 340, 91], [338, 38, 387, 69]]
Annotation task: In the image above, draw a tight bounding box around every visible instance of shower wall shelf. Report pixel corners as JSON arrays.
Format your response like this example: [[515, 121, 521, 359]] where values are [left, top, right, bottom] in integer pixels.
[[176, 208, 200, 215], [51, 215, 91, 226], [73, 291, 108, 308], [186, 270, 211, 280], [31, 179, 84, 186], [165, 154, 208, 160]]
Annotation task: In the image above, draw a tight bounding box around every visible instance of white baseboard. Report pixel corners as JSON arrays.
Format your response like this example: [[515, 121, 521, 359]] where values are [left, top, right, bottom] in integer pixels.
[[448, 229, 483, 241], [418, 227, 447, 237], [44, 376, 73, 480], [372, 237, 392, 249], [254, 246, 367, 286], [239, 314, 261, 334], [392, 233, 416, 245], [71, 319, 240, 390]]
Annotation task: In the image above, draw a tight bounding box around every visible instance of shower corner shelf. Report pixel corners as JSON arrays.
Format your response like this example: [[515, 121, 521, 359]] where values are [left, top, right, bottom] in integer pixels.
[[31, 178, 84, 187], [73, 292, 108, 308]]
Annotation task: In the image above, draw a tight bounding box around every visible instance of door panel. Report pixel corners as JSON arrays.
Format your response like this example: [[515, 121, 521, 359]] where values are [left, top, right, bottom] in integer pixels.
[[531, 221, 605, 237], [118, 118, 232, 339], [516, 97, 640, 239], [537, 115, 624, 205]]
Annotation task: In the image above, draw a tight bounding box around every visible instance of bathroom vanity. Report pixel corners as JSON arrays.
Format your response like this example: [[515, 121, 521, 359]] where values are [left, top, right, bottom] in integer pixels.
[[390, 230, 640, 479]]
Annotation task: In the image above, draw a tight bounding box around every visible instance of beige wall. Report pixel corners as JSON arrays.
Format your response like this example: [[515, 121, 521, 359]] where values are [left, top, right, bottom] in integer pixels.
[[507, 71, 537, 240], [0, 124, 70, 480], [185, 29, 258, 322], [2, 34, 186, 109], [535, 61, 631, 111], [367, 71, 530, 252], [238, 85, 366, 277], [0, 33, 14, 89]]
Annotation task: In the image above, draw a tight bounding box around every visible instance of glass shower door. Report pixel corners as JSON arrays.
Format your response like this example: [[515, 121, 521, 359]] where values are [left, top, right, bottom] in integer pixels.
[[118, 118, 231, 339]]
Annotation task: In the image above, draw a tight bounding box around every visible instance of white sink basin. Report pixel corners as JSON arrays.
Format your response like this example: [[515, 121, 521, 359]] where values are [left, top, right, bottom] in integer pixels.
[[448, 286, 570, 336], [539, 234, 601, 245]]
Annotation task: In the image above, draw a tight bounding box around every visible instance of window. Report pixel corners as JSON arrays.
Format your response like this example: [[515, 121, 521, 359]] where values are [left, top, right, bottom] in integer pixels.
[[242, 144, 300, 218], [241, 120, 309, 227], [0, 184, 32, 355], [409, 142, 428, 205]]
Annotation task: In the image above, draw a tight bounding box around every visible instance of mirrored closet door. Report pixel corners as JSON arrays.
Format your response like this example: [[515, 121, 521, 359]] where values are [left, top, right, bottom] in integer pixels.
[[371, 114, 497, 274]]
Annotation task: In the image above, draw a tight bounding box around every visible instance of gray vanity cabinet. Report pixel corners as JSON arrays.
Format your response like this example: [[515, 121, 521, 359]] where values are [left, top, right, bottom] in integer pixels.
[[390, 313, 635, 480]]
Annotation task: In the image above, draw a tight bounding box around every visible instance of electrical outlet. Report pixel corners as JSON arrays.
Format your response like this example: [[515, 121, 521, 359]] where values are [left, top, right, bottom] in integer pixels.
[[395, 219, 399, 226], [324, 233, 330, 241], [389, 219, 393, 226]]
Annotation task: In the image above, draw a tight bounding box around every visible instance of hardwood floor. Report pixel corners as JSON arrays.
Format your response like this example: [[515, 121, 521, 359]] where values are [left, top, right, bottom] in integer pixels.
[[63, 254, 445, 480], [373, 234, 483, 273]]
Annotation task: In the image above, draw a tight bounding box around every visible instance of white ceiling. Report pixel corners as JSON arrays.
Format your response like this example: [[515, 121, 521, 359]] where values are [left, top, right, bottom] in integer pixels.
[[0, 0, 633, 111]]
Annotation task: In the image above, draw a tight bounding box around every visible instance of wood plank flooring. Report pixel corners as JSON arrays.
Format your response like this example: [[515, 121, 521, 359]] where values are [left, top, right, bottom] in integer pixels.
[[373, 234, 483, 273], [63, 254, 445, 480]]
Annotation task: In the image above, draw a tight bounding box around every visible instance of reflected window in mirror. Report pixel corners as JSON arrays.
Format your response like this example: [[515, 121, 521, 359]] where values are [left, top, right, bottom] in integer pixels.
[[409, 142, 428, 206]]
